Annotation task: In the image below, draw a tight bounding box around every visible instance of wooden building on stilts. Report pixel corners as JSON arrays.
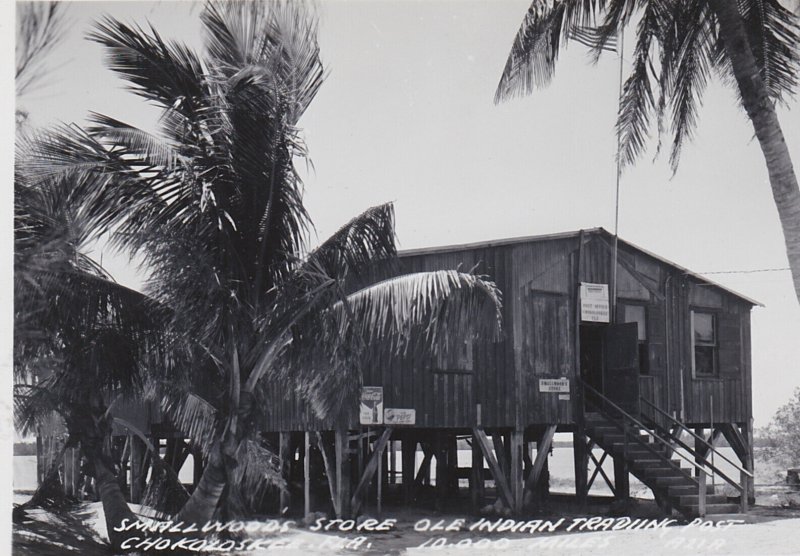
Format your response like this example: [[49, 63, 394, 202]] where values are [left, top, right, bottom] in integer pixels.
[[35, 227, 758, 520], [259, 227, 758, 520]]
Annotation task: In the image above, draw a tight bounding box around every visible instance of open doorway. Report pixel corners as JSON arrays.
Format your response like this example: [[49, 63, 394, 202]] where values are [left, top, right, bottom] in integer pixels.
[[580, 323, 640, 414]]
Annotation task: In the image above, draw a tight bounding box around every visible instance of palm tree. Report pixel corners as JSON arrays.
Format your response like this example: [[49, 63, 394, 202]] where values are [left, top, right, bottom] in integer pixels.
[[495, 0, 800, 305], [21, 1, 503, 547], [13, 161, 169, 544]]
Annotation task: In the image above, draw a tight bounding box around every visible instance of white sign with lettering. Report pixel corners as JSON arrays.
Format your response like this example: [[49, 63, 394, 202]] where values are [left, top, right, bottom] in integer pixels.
[[539, 378, 570, 393], [580, 282, 610, 323], [384, 408, 416, 425], [359, 386, 384, 425]]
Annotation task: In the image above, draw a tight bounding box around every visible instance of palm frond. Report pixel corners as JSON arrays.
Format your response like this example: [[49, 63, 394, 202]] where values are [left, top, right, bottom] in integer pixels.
[[158, 391, 219, 457], [231, 439, 285, 510], [495, 1, 570, 102], [302, 203, 396, 284], [496, 0, 614, 103], [337, 270, 503, 352], [88, 16, 210, 118], [202, 0, 325, 123], [16, 1, 70, 96], [665, 1, 715, 172], [276, 270, 502, 419], [616, 1, 663, 168], [739, 0, 800, 104], [86, 113, 180, 170]]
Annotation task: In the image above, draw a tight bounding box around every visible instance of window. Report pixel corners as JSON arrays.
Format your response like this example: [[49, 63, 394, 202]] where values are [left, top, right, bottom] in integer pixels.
[[620, 303, 649, 374], [692, 311, 717, 376]]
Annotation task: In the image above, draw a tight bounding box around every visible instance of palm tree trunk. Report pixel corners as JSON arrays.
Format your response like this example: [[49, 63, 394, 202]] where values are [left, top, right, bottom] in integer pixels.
[[86, 451, 139, 552], [710, 0, 800, 305], [173, 440, 227, 526]]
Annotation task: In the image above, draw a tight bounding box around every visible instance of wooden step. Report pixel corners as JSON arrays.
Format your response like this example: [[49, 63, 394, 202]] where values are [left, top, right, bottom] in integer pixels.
[[684, 503, 742, 516], [652, 476, 692, 486], [676, 494, 729, 506], [668, 484, 715, 496], [610, 442, 667, 455], [631, 458, 682, 469], [641, 467, 688, 479]]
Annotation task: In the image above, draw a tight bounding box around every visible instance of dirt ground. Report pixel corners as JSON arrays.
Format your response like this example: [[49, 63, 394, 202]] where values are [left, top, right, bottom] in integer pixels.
[[12, 450, 800, 555]]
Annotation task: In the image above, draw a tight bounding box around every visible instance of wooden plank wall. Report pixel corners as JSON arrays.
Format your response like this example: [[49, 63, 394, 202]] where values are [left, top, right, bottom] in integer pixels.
[[676, 280, 751, 425], [252, 230, 755, 432]]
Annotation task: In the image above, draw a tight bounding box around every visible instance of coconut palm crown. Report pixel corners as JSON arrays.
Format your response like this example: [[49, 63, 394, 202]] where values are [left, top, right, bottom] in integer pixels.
[[495, 0, 800, 304]]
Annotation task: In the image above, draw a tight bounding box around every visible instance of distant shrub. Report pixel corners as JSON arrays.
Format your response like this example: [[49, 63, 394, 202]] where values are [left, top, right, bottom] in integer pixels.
[[759, 387, 800, 469]]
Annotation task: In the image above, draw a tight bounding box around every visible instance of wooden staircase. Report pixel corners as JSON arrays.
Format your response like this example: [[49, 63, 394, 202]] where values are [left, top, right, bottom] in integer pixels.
[[584, 411, 741, 517]]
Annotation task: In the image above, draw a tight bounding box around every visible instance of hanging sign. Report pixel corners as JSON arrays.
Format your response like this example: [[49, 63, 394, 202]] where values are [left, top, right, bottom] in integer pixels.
[[580, 282, 610, 323], [384, 408, 416, 425], [359, 386, 384, 425], [539, 378, 570, 393]]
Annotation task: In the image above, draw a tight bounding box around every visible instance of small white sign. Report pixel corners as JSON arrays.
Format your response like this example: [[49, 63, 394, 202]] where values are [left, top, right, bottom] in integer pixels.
[[580, 282, 610, 323], [359, 386, 383, 425], [558, 394, 571, 401], [384, 408, 416, 425], [539, 378, 570, 393]]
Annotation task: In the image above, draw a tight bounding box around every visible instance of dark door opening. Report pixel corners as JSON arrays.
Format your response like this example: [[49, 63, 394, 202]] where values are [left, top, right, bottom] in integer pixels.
[[580, 322, 640, 415], [580, 325, 605, 394]]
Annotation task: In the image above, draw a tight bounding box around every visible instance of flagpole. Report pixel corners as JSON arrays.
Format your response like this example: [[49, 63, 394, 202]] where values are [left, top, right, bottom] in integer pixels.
[[612, 28, 624, 322]]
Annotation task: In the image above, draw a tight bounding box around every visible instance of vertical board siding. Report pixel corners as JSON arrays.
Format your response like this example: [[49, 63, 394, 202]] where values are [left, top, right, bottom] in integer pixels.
[[254, 231, 755, 433]]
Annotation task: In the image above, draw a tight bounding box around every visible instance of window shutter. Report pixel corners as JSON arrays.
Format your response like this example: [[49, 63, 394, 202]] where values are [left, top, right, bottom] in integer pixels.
[[718, 311, 742, 376], [647, 302, 666, 374], [523, 293, 571, 375]]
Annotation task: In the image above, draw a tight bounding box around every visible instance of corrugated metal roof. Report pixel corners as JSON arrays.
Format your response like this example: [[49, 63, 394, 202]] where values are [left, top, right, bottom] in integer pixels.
[[398, 227, 763, 307]]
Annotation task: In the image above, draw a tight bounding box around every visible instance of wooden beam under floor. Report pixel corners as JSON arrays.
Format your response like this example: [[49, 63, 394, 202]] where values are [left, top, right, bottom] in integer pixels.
[[350, 427, 393, 516], [279, 432, 292, 515], [472, 428, 514, 511], [523, 425, 556, 506]]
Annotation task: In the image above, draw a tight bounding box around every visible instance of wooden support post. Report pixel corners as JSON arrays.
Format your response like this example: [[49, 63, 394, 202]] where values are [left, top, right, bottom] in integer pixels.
[[377, 444, 384, 516], [698, 468, 707, 517], [388, 440, 395, 485], [524, 425, 556, 506], [402, 436, 416, 504], [721, 421, 755, 507], [739, 468, 749, 513], [523, 443, 532, 479], [510, 429, 523, 514], [573, 431, 588, 506], [746, 419, 755, 505], [350, 427, 393, 516], [130, 435, 145, 503], [447, 434, 458, 494], [694, 427, 706, 477], [435, 433, 447, 512], [304, 432, 311, 518], [314, 432, 338, 516], [335, 426, 351, 518], [472, 428, 514, 510], [279, 432, 292, 515], [470, 434, 484, 511], [415, 443, 434, 486], [491, 432, 509, 484], [613, 456, 630, 500]]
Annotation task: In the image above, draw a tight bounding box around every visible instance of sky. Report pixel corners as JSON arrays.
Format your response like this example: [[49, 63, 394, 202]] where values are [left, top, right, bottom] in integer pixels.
[[11, 0, 800, 428]]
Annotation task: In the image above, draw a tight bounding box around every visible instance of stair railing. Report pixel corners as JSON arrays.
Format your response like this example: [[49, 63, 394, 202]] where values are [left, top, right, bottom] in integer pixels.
[[639, 396, 753, 513], [579, 379, 708, 480]]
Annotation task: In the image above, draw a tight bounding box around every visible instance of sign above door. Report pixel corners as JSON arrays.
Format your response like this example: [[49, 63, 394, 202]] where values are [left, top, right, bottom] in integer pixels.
[[580, 282, 610, 323]]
